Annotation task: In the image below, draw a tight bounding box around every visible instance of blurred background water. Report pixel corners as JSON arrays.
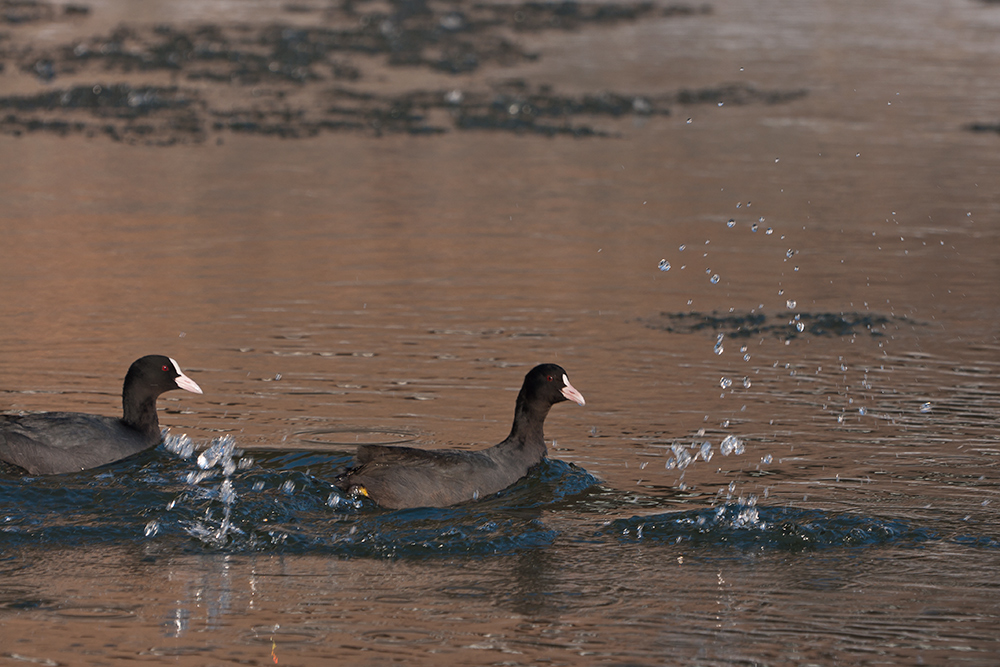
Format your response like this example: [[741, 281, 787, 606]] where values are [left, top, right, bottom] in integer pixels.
[[1, 0, 999, 664]]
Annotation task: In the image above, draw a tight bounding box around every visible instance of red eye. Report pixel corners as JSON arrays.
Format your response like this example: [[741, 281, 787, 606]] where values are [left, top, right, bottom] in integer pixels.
[[546, 375, 553, 382], [162, 365, 170, 372]]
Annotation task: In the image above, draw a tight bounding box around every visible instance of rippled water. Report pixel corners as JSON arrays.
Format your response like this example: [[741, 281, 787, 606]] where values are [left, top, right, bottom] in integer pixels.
[[2, 0, 1000, 663]]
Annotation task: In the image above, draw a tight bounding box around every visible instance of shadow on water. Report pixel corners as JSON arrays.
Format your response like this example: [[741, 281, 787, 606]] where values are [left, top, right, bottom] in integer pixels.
[[1, 434, 996, 559]]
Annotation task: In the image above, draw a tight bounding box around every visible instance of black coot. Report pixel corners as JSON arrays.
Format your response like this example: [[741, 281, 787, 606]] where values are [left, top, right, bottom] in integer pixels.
[[335, 363, 585, 509], [0, 355, 203, 475]]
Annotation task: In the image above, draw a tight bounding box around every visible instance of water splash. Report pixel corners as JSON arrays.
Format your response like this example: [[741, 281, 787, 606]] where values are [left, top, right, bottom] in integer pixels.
[[165, 434, 248, 546]]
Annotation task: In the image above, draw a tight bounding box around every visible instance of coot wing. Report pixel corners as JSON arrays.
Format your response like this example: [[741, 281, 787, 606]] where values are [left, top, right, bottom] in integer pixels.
[[0, 413, 156, 475], [340, 445, 505, 508], [355, 444, 477, 466]]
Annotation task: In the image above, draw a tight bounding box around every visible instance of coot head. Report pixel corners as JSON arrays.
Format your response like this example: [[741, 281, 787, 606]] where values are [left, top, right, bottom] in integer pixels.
[[521, 363, 586, 407], [125, 355, 203, 397]]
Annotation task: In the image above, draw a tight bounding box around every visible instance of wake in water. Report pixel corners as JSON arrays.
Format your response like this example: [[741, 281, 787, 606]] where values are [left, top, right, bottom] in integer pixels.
[[604, 502, 938, 552], [0, 430, 993, 558]]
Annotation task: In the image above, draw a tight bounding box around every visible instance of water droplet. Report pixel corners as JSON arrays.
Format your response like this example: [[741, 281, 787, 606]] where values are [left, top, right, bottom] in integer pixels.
[[858, 407, 868, 416], [658, 259, 671, 271], [165, 433, 195, 459], [686, 118, 692, 124], [720, 377, 733, 389], [786, 249, 796, 258], [856, 152, 861, 157], [671, 443, 694, 469], [762, 454, 773, 464], [197, 437, 236, 470], [796, 321, 805, 332], [679, 244, 686, 251], [727, 219, 736, 228], [281, 480, 296, 494], [765, 227, 773, 235], [720, 435, 744, 456], [699, 441, 714, 462], [743, 353, 751, 361], [714, 333, 725, 355], [710, 274, 720, 284], [919, 402, 932, 413], [219, 478, 236, 505], [786, 299, 797, 309], [751, 223, 758, 232], [742, 377, 752, 388], [144, 520, 160, 537]]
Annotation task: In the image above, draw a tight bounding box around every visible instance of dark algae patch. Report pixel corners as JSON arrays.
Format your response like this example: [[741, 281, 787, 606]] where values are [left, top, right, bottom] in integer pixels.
[[966, 122, 1000, 136], [0, 0, 809, 143], [644, 311, 919, 340]]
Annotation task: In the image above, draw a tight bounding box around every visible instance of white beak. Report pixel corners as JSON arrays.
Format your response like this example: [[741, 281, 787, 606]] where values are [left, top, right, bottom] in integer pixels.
[[175, 372, 203, 394], [169, 358, 203, 394], [560, 374, 586, 406]]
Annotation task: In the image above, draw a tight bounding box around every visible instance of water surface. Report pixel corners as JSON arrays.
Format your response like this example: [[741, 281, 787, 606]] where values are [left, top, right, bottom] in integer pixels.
[[1, 0, 999, 664]]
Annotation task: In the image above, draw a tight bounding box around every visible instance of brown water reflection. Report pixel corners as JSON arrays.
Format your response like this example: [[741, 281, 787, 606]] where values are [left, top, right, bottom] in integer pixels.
[[2, 0, 1000, 664]]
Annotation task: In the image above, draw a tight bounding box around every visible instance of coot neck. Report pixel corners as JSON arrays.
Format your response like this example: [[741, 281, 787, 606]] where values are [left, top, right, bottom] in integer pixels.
[[121, 379, 161, 436], [501, 390, 553, 455]]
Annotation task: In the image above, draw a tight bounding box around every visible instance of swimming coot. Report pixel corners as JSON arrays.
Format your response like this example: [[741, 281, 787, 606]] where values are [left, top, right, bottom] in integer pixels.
[[335, 363, 585, 509], [0, 355, 203, 475]]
